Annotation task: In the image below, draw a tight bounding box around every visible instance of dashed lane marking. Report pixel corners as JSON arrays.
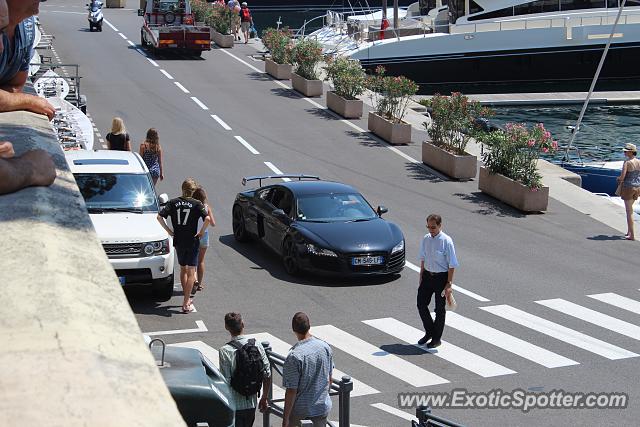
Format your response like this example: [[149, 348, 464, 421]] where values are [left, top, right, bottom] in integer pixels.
[[234, 136, 259, 154], [146, 57, 159, 67], [191, 96, 209, 110], [127, 40, 136, 47], [263, 162, 291, 181], [218, 48, 263, 73], [404, 261, 490, 302], [174, 82, 190, 93], [104, 19, 118, 32], [118, 32, 127, 40], [211, 114, 231, 130], [145, 320, 208, 336], [160, 69, 174, 80]]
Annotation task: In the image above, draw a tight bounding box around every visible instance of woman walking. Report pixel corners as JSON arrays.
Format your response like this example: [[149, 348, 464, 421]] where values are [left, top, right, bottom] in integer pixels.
[[105, 117, 131, 151], [617, 143, 640, 240], [139, 128, 164, 185], [192, 187, 216, 291]]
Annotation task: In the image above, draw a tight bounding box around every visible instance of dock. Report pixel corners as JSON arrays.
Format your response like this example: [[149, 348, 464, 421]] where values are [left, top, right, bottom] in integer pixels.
[[416, 90, 640, 106]]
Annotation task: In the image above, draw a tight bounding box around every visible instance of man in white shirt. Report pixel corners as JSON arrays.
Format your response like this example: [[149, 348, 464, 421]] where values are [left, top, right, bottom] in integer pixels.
[[417, 214, 458, 349]]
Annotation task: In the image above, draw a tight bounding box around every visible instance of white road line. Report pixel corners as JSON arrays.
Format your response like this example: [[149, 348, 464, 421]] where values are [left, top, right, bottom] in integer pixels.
[[274, 80, 289, 89], [127, 40, 136, 47], [118, 32, 127, 40], [147, 57, 160, 67], [234, 136, 260, 154], [145, 320, 208, 337], [104, 19, 118, 32], [247, 332, 379, 397], [304, 98, 324, 109], [174, 82, 190, 93], [168, 341, 219, 367], [481, 305, 638, 360], [537, 298, 640, 341], [370, 403, 417, 422], [160, 69, 174, 80], [191, 96, 209, 110], [588, 293, 640, 315], [404, 261, 490, 302], [135, 48, 146, 56], [445, 312, 578, 368], [218, 49, 263, 73], [364, 318, 516, 377], [263, 162, 291, 181], [312, 324, 449, 387], [211, 114, 232, 130]]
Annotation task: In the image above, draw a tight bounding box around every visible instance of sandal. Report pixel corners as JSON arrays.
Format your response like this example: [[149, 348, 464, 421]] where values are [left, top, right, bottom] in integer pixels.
[[196, 282, 204, 291], [182, 303, 194, 313]]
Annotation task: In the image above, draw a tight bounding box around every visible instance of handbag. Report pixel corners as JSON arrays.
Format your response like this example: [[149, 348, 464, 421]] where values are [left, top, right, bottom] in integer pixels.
[[615, 182, 623, 196], [441, 289, 457, 311]]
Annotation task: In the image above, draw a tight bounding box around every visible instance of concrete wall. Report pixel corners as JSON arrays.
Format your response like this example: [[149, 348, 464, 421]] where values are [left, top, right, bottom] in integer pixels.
[[0, 112, 185, 427]]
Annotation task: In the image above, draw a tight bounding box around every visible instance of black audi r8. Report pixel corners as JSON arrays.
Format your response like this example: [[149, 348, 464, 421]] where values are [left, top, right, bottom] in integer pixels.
[[232, 175, 405, 276]]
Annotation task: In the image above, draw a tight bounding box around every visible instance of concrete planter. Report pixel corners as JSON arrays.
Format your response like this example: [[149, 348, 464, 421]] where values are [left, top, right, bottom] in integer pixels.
[[265, 58, 291, 80], [326, 91, 363, 119], [422, 142, 477, 180], [211, 30, 234, 48], [106, 0, 126, 7], [291, 73, 323, 97], [478, 166, 550, 212], [367, 112, 411, 145]]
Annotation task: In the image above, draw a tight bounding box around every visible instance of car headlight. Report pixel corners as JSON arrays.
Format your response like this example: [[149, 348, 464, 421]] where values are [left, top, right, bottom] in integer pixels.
[[306, 243, 338, 257], [143, 243, 155, 255], [147, 239, 170, 256], [391, 240, 404, 254]]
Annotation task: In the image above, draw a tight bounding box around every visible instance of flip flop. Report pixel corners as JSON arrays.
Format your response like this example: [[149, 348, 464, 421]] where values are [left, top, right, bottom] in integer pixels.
[[182, 304, 194, 313], [196, 283, 204, 291]]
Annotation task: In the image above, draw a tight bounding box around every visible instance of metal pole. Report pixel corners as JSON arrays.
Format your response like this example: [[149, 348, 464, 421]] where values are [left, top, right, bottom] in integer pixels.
[[393, 0, 399, 28], [416, 405, 430, 423], [565, 0, 627, 159], [382, 0, 387, 21], [262, 342, 272, 427], [338, 376, 353, 427]]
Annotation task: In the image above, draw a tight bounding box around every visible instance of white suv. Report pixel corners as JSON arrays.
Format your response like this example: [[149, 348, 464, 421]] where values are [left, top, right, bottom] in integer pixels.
[[66, 150, 175, 299]]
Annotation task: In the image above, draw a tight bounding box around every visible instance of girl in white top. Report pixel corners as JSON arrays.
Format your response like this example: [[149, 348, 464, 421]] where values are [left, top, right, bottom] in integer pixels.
[[192, 187, 216, 291]]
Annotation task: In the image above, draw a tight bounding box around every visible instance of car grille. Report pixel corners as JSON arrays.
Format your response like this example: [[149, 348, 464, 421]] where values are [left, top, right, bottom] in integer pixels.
[[388, 248, 405, 271], [103, 243, 144, 258]]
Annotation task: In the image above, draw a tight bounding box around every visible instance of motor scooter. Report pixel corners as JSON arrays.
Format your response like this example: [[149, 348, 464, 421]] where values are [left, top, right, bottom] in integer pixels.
[[87, 1, 103, 32]]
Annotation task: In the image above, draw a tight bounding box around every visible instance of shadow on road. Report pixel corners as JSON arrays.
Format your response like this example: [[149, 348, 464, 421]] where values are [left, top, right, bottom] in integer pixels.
[[269, 87, 301, 99], [218, 233, 401, 288], [124, 287, 184, 317], [380, 343, 427, 356], [127, 45, 205, 61], [453, 192, 527, 218], [587, 234, 626, 240], [405, 162, 442, 183], [247, 71, 272, 82]]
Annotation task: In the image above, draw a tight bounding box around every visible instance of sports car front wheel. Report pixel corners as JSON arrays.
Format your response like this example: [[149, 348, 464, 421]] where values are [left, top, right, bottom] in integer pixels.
[[282, 237, 300, 276], [232, 205, 250, 242]]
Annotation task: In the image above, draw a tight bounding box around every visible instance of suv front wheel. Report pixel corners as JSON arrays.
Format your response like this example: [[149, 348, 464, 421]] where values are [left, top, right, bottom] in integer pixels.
[[152, 274, 174, 301]]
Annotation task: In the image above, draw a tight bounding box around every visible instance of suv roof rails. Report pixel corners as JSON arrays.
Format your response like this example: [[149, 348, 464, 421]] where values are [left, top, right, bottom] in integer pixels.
[[242, 174, 321, 187]]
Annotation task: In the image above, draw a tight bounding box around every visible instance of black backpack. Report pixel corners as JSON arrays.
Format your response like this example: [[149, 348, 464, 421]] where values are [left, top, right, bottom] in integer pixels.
[[228, 338, 265, 397]]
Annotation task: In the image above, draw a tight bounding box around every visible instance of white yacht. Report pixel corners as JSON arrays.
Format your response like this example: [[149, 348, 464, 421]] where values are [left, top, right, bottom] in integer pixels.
[[317, 0, 640, 93]]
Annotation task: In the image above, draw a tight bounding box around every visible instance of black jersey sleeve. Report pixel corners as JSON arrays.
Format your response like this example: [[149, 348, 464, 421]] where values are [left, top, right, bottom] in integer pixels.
[[159, 200, 174, 218]]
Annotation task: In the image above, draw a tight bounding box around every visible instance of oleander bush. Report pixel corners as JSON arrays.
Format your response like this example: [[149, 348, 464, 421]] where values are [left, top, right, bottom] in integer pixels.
[[261, 27, 292, 64], [290, 38, 324, 80], [323, 56, 366, 100], [365, 65, 418, 123]]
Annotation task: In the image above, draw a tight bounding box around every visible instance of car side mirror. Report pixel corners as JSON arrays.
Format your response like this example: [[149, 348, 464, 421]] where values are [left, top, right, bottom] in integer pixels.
[[158, 193, 169, 205], [138, 9, 145, 16], [272, 208, 290, 221], [377, 205, 388, 216]]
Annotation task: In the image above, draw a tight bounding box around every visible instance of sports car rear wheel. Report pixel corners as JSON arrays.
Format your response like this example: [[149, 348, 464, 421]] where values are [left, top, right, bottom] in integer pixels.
[[283, 237, 300, 276], [232, 205, 250, 242]]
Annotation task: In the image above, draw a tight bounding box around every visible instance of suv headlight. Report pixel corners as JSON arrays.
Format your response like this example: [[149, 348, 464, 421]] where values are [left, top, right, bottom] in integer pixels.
[[391, 240, 404, 254], [146, 239, 170, 256], [306, 243, 338, 257]]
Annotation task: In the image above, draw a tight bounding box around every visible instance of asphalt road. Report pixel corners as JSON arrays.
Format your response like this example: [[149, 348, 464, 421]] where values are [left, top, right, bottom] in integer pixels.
[[40, 2, 640, 426]]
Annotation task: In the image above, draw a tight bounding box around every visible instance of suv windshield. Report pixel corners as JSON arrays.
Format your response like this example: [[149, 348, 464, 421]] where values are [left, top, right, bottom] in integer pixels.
[[75, 173, 158, 212], [296, 193, 377, 222]]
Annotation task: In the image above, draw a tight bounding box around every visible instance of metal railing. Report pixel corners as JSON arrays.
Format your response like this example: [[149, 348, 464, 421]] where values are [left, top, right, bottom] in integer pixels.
[[260, 341, 353, 427], [411, 406, 466, 427]]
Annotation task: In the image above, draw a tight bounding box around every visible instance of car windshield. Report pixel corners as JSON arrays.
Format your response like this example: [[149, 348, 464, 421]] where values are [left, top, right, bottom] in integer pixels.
[[74, 173, 158, 212], [158, 0, 181, 11], [296, 193, 377, 222]]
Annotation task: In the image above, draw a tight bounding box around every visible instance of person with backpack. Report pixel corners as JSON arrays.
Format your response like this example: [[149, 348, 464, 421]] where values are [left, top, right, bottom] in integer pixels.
[[219, 312, 271, 427], [239, 2, 253, 44]]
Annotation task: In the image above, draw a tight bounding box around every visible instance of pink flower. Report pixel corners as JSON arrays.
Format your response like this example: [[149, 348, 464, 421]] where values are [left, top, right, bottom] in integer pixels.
[[527, 139, 535, 147], [552, 140, 558, 149], [542, 147, 549, 153]]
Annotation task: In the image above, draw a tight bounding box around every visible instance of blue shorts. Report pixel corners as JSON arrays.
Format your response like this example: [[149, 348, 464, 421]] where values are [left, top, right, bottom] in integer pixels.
[[199, 229, 209, 248], [176, 242, 199, 267]]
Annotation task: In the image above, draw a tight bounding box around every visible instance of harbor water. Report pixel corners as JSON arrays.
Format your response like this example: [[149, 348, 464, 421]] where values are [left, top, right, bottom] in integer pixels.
[[488, 104, 640, 163]]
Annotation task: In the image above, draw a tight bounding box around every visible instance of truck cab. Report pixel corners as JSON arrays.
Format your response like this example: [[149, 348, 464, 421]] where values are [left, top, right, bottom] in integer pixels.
[[139, 0, 211, 56]]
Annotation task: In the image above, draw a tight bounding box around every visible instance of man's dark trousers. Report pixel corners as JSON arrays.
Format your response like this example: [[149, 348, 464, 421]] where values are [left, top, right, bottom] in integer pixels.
[[417, 271, 447, 342], [235, 408, 256, 427]]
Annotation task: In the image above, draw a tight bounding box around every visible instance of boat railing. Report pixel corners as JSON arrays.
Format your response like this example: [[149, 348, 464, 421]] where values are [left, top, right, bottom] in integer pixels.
[[294, 11, 346, 39], [452, 10, 640, 35]]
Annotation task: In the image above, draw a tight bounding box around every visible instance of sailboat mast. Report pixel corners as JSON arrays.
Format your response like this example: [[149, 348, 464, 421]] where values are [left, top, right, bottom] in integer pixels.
[[394, 0, 399, 28]]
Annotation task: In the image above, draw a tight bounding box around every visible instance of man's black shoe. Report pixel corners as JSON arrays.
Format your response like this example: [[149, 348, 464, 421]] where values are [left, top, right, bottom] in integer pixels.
[[426, 340, 441, 349], [417, 335, 430, 346]]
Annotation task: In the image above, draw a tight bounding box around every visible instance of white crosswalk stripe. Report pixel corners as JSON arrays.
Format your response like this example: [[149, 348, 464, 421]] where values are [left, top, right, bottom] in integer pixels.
[[363, 318, 517, 377], [481, 305, 639, 360], [537, 298, 640, 341], [445, 311, 578, 368], [588, 292, 640, 315], [312, 325, 449, 387], [246, 332, 379, 397]]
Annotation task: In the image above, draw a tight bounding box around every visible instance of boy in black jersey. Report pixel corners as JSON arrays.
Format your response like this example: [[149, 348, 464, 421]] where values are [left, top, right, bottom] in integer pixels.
[[157, 178, 210, 313]]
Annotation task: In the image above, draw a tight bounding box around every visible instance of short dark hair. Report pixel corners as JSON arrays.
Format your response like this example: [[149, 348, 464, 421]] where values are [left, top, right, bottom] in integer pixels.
[[225, 312, 243, 335], [426, 214, 442, 225], [292, 312, 310, 334]]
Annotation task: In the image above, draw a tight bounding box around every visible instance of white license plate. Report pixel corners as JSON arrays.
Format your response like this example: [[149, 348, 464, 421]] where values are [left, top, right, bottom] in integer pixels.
[[352, 256, 384, 266], [118, 276, 126, 285]]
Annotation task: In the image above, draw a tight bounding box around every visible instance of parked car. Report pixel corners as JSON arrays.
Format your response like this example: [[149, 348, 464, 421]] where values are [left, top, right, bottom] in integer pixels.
[[66, 151, 174, 299], [232, 174, 405, 276]]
